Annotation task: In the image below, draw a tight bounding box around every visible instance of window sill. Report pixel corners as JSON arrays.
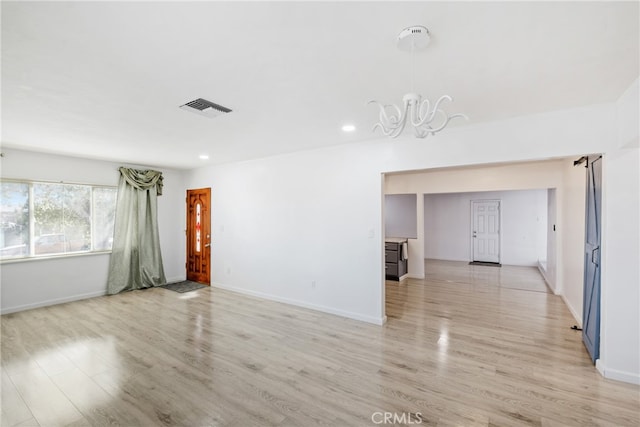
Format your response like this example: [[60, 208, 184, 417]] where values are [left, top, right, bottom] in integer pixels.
[[0, 250, 112, 265]]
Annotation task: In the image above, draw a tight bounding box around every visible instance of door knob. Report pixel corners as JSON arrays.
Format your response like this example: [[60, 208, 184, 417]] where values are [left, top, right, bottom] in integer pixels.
[[205, 243, 211, 248]]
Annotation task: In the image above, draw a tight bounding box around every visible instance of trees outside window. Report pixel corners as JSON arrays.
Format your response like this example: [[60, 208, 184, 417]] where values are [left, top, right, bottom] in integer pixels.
[[0, 181, 116, 259]]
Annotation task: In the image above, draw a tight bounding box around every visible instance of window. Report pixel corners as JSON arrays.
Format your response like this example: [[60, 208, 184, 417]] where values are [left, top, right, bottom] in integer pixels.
[[1, 182, 29, 258], [0, 180, 117, 260]]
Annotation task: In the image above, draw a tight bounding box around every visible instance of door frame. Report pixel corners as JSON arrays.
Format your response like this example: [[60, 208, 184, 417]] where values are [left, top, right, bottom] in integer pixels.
[[186, 187, 211, 285], [470, 199, 502, 264]]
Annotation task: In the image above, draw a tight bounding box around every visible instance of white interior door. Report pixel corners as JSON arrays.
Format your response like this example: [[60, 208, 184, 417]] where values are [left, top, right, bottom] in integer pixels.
[[472, 200, 501, 263]]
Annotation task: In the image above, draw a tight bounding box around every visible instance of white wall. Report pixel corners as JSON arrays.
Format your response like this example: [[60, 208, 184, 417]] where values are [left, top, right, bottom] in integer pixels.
[[384, 194, 417, 238], [598, 77, 640, 384], [0, 149, 185, 313], [423, 190, 547, 266], [385, 160, 565, 194], [186, 145, 386, 324], [560, 158, 587, 324]]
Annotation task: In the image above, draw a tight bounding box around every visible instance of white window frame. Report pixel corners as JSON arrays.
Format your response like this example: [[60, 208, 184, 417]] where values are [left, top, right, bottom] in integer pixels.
[[0, 179, 117, 263]]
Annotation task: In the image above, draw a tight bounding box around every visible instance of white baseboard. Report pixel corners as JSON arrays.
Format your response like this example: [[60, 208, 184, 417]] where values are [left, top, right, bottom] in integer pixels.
[[561, 294, 582, 327], [1, 290, 107, 315], [210, 281, 386, 325], [425, 257, 469, 263], [596, 359, 640, 385], [0, 277, 186, 315], [537, 262, 559, 294]]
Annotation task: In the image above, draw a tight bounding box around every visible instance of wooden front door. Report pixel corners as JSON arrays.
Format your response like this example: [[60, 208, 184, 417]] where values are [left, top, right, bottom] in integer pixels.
[[186, 188, 211, 284]]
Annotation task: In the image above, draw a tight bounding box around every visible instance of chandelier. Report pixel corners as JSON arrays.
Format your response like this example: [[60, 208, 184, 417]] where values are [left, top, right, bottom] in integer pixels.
[[369, 26, 467, 138]]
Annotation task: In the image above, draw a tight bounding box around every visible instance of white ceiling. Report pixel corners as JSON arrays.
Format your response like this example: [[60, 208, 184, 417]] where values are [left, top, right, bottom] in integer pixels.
[[2, 1, 638, 170]]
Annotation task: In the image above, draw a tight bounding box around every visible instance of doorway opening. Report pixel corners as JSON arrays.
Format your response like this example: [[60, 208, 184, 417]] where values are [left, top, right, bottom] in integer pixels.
[[381, 157, 597, 363]]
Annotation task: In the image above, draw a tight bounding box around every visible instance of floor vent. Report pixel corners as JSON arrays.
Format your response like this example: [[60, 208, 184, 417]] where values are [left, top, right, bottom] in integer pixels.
[[179, 98, 232, 118]]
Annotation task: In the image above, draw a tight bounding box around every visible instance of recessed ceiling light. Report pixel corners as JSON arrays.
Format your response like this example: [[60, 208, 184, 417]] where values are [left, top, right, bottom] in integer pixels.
[[342, 124, 356, 132], [199, 154, 209, 160]]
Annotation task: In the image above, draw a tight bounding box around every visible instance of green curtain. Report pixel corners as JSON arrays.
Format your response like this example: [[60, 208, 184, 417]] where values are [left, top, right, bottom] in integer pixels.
[[107, 167, 166, 295]]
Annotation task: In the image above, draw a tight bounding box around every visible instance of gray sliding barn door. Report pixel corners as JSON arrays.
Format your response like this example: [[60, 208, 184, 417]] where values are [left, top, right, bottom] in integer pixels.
[[582, 156, 602, 363]]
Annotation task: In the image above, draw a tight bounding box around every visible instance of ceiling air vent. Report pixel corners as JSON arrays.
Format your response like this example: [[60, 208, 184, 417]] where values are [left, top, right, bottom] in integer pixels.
[[179, 98, 232, 118]]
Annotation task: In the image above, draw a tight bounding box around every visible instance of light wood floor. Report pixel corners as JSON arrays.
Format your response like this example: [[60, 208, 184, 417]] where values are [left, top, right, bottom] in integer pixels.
[[2, 260, 639, 426]]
